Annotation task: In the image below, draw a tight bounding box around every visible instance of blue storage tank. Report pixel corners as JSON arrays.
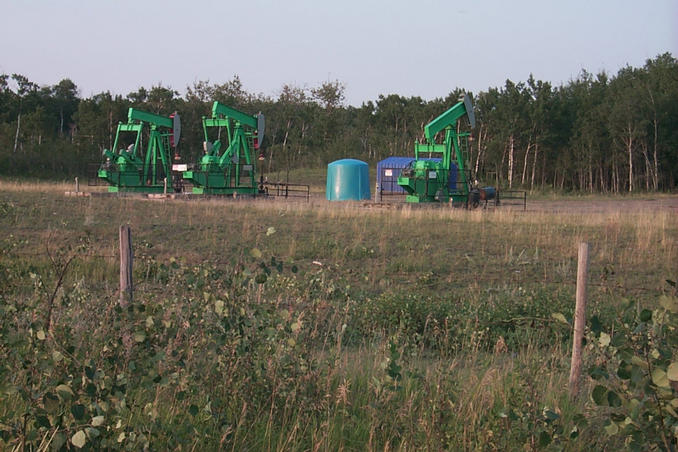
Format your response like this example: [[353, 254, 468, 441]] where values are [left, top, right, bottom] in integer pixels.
[[326, 159, 371, 201]]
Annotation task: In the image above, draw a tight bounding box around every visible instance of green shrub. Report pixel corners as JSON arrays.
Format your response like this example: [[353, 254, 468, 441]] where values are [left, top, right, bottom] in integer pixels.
[[586, 285, 678, 451]]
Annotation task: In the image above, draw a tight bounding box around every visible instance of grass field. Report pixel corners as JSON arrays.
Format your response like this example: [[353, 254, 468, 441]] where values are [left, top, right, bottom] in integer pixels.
[[1, 180, 677, 450]]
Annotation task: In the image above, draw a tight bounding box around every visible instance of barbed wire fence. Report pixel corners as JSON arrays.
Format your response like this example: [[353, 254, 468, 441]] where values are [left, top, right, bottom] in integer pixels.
[[7, 245, 665, 296]]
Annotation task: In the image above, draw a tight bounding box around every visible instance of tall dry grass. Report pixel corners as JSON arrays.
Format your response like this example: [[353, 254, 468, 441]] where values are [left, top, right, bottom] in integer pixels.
[[2, 182, 675, 449]]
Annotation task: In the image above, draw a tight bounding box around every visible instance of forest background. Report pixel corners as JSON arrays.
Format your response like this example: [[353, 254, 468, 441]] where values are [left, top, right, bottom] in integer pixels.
[[1, 52, 676, 193]]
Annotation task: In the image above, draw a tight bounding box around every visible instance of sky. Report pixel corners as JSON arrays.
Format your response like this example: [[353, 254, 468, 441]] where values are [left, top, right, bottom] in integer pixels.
[[1, 0, 676, 106]]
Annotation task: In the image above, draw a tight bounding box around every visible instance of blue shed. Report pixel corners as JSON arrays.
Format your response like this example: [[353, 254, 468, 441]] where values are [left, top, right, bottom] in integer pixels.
[[376, 157, 414, 194], [326, 159, 371, 201]]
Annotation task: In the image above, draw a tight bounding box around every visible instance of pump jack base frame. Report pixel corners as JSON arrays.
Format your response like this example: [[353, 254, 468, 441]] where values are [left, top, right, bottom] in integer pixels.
[[106, 186, 167, 193], [190, 187, 259, 195]]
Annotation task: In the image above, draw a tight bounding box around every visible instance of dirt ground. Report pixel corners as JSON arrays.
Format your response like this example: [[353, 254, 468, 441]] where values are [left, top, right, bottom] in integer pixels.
[[520, 196, 678, 214], [370, 192, 678, 214]]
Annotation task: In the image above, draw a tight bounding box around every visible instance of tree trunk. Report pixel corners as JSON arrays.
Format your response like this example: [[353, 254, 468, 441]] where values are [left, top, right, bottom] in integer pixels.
[[474, 125, 484, 178], [612, 160, 619, 193], [109, 109, 113, 150], [652, 118, 659, 190], [13, 111, 21, 153], [530, 142, 538, 191], [270, 119, 291, 174], [541, 149, 547, 190], [499, 142, 507, 186], [648, 86, 659, 190], [641, 141, 651, 191], [508, 135, 514, 188], [521, 139, 531, 186], [626, 126, 633, 192], [298, 121, 307, 160]]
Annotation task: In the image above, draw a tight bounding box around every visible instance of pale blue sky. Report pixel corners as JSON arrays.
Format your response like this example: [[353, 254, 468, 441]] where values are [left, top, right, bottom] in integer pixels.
[[1, 0, 676, 105]]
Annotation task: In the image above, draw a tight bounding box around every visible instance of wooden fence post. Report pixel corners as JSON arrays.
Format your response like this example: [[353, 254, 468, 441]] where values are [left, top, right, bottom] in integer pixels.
[[119, 225, 133, 307], [75, 177, 79, 193], [569, 242, 589, 398]]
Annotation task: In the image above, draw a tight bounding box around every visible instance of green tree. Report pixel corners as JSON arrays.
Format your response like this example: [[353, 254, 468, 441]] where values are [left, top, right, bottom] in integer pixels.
[[268, 84, 309, 174], [568, 71, 611, 192], [640, 53, 678, 189], [311, 79, 345, 110], [51, 79, 79, 138], [212, 75, 250, 108], [73, 91, 127, 155], [608, 66, 645, 192], [311, 80, 346, 156], [10, 73, 39, 153], [146, 85, 180, 115]]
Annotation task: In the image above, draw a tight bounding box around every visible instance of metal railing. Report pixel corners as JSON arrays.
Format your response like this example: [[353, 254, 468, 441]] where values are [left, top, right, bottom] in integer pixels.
[[184, 163, 256, 189], [261, 182, 310, 201], [497, 190, 527, 211], [376, 166, 528, 210], [377, 167, 470, 201], [377, 167, 408, 195]]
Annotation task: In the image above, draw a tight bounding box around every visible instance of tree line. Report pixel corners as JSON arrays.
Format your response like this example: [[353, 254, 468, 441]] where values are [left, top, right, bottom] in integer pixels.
[[1, 52, 676, 192]]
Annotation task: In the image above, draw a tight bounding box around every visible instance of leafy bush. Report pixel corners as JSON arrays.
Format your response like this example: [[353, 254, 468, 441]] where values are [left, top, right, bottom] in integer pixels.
[[348, 286, 574, 353], [587, 285, 678, 451], [2, 220, 674, 450], [0, 250, 334, 450]]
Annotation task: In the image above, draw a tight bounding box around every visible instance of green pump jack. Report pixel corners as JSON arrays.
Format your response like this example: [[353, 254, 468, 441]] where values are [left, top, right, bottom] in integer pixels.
[[398, 94, 489, 205], [183, 101, 265, 195], [98, 108, 181, 193]]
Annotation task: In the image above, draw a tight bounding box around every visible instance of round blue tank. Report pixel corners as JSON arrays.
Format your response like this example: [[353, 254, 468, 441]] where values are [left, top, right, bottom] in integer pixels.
[[326, 159, 371, 201]]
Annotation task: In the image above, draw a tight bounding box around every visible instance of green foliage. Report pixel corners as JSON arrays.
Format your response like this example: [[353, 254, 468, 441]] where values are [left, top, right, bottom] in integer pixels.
[[1, 189, 676, 449], [0, 245, 327, 450], [1, 234, 589, 450], [586, 288, 678, 451], [385, 341, 402, 386], [1, 52, 677, 191], [349, 286, 574, 353]]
